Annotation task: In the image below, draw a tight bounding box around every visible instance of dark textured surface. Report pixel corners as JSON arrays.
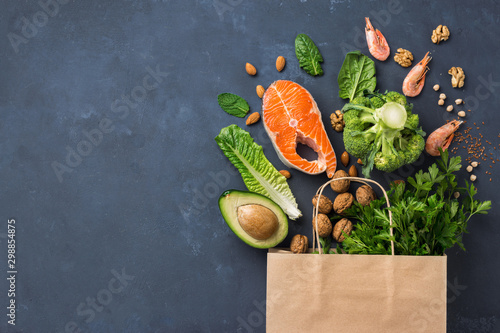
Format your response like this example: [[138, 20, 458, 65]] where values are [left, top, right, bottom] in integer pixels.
[[0, 0, 499, 332]]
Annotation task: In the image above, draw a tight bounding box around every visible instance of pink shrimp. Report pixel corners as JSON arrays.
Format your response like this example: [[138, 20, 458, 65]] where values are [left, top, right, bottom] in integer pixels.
[[402, 52, 432, 97], [425, 120, 463, 156], [365, 17, 390, 61]]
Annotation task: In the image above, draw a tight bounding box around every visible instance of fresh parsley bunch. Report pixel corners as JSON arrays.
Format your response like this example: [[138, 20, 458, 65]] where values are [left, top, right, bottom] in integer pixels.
[[340, 149, 491, 256]]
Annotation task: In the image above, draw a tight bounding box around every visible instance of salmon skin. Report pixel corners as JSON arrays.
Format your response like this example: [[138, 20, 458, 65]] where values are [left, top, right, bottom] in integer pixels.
[[262, 80, 337, 178]]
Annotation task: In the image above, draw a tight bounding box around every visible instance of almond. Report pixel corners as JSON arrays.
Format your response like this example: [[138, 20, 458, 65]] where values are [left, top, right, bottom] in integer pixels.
[[357, 158, 363, 165], [348, 165, 357, 177], [256, 85, 265, 98], [341, 151, 349, 167], [246, 112, 260, 125], [246, 63, 257, 76], [279, 170, 291, 179], [276, 56, 286, 72]]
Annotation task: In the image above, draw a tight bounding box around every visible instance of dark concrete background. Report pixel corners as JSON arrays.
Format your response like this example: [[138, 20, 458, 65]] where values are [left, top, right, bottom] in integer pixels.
[[0, 0, 499, 332]]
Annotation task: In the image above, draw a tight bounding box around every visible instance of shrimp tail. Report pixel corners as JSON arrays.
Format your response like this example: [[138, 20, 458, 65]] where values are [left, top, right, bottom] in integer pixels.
[[365, 17, 374, 31], [419, 51, 432, 67]]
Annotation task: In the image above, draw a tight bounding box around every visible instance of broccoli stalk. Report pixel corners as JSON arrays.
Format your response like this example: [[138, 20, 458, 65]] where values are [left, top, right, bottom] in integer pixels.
[[341, 91, 426, 177]]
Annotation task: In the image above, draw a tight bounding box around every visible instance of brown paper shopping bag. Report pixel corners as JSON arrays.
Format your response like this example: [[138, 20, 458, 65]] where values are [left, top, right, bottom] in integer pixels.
[[266, 177, 447, 333]]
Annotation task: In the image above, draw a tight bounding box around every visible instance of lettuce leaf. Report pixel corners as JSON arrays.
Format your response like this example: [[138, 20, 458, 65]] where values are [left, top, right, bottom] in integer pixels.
[[215, 125, 302, 220]]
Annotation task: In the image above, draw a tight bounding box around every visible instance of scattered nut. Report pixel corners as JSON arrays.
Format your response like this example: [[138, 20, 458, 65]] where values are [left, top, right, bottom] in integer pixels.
[[348, 165, 358, 177], [471, 161, 479, 168], [453, 191, 460, 199], [394, 48, 413, 67], [466, 165, 473, 172], [276, 56, 286, 72], [330, 170, 350, 193], [330, 110, 345, 132], [448, 67, 465, 88], [246, 112, 261, 125], [334, 192, 354, 215], [279, 170, 291, 179], [458, 111, 466, 118], [455, 99, 463, 105], [439, 93, 447, 100], [431, 24, 450, 44], [356, 185, 377, 206], [438, 99, 445, 106], [470, 174, 477, 182], [312, 213, 333, 238], [332, 218, 353, 242], [312, 194, 333, 214], [446, 105, 453, 112], [256, 85, 265, 98], [341, 151, 350, 167], [245, 63, 257, 76], [290, 234, 308, 254], [357, 158, 363, 165], [433, 84, 440, 91]]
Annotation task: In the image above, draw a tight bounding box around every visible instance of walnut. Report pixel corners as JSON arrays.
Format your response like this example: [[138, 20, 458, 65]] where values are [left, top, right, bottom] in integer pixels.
[[330, 110, 345, 132], [332, 218, 353, 242], [394, 48, 413, 67], [448, 67, 465, 88], [290, 234, 308, 254], [431, 25, 450, 44], [330, 170, 350, 193], [356, 185, 377, 206], [333, 192, 354, 215], [312, 194, 333, 214], [312, 213, 333, 237]]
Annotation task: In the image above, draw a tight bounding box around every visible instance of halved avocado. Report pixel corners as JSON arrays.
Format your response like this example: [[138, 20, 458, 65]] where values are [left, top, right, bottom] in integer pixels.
[[218, 190, 288, 249]]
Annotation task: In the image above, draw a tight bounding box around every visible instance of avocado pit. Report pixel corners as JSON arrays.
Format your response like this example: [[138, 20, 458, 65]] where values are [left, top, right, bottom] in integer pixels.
[[237, 204, 279, 240]]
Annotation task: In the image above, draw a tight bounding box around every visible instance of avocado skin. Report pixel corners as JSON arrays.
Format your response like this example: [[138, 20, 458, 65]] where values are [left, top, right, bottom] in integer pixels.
[[218, 190, 288, 249]]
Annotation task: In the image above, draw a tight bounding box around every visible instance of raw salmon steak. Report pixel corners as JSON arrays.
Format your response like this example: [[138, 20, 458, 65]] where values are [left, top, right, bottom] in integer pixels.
[[262, 80, 337, 178]]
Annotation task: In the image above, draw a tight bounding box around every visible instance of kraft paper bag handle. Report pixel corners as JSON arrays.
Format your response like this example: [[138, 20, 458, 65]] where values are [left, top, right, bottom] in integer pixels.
[[312, 177, 395, 256]]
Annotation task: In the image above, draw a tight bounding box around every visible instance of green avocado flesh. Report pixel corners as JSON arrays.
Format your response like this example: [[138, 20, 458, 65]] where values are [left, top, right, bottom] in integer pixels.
[[218, 190, 288, 249]]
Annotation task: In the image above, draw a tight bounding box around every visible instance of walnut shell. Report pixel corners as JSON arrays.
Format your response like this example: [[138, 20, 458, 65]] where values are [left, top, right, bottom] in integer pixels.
[[312, 194, 333, 214], [312, 213, 333, 238], [448, 66, 465, 88], [290, 234, 308, 254], [333, 218, 353, 242], [394, 48, 413, 67], [333, 192, 354, 215], [330, 170, 350, 193], [356, 185, 377, 206]]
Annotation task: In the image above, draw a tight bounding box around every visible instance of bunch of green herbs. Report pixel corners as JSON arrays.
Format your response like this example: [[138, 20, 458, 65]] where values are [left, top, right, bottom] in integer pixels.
[[335, 149, 491, 255]]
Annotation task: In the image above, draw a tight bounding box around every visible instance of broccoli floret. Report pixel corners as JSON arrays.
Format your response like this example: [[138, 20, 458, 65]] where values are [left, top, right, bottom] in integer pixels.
[[405, 113, 419, 130], [384, 91, 407, 106], [402, 134, 425, 164], [351, 96, 370, 107], [374, 151, 405, 173], [341, 91, 426, 177], [343, 128, 371, 159], [370, 96, 385, 109]]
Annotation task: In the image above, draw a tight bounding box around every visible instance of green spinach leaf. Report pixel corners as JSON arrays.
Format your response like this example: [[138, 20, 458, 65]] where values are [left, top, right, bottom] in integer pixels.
[[217, 93, 250, 117], [295, 34, 324, 76], [338, 51, 376, 101]]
